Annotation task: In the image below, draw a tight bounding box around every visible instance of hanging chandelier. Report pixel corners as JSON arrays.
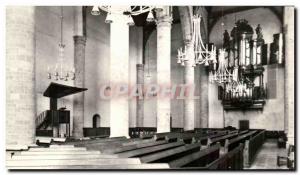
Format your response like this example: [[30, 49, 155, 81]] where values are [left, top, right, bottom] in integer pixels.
[[47, 7, 75, 81], [177, 14, 217, 67], [209, 49, 237, 84], [91, 6, 161, 25], [208, 9, 235, 84]]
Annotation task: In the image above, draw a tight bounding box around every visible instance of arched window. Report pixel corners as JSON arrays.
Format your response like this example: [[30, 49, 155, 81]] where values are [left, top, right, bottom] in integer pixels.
[[93, 114, 100, 128]]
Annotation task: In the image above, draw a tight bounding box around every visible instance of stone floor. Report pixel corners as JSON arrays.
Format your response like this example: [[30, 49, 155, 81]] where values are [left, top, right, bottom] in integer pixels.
[[247, 139, 288, 170]]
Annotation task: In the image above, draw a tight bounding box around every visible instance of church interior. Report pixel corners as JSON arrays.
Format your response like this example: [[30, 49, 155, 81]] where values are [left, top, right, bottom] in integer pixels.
[[5, 6, 295, 170]]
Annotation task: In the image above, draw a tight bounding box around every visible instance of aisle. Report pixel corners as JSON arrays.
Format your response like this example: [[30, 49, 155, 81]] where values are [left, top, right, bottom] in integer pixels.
[[248, 139, 288, 169]]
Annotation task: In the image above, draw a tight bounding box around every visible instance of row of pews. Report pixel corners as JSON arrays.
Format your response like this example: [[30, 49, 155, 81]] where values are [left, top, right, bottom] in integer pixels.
[[7, 128, 265, 170]]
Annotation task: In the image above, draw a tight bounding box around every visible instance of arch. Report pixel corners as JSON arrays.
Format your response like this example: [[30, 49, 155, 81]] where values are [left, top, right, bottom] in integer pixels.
[[92, 114, 100, 128]]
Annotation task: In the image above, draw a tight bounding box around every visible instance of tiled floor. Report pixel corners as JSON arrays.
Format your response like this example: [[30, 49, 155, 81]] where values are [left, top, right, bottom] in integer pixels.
[[247, 139, 288, 170]]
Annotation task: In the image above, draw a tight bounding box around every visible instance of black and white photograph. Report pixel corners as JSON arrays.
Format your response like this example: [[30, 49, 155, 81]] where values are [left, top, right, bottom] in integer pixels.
[[3, 1, 297, 171]]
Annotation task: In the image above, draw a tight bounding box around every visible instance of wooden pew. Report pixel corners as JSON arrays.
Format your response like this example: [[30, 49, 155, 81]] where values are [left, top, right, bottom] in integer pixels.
[[116, 141, 185, 158], [228, 130, 239, 134], [192, 131, 228, 145], [139, 142, 202, 163], [207, 132, 239, 147], [164, 130, 228, 144], [66, 136, 127, 146], [224, 130, 257, 153], [243, 130, 266, 167], [8, 163, 170, 169], [238, 130, 249, 135], [165, 132, 203, 143], [153, 132, 182, 141], [196, 143, 244, 170], [7, 157, 142, 166], [99, 140, 168, 154], [167, 143, 221, 168]]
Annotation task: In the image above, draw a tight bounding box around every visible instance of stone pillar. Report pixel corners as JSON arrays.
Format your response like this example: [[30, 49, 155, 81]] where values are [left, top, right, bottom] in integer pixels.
[[183, 42, 195, 131], [6, 6, 36, 146], [156, 8, 172, 133], [136, 64, 144, 127], [110, 13, 130, 138], [283, 7, 294, 146], [73, 36, 86, 138], [200, 65, 209, 128]]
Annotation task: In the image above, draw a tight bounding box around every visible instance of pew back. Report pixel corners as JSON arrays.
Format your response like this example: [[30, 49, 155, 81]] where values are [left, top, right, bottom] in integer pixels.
[[203, 143, 244, 170], [244, 130, 266, 167]]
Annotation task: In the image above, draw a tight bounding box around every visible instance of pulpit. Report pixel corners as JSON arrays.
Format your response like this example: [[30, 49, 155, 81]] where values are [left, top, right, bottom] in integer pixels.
[[36, 82, 87, 137]]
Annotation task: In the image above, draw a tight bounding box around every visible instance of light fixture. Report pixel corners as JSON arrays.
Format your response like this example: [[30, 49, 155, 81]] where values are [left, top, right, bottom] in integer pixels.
[[91, 6, 100, 16], [208, 8, 235, 84], [91, 6, 161, 25], [47, 7, 75, 81], [105, 13, 113, 23], [146, 11, 155, 22], [177, 14, 217, 67], [127, 15, 135, 26], [209, 49, 234, 84]]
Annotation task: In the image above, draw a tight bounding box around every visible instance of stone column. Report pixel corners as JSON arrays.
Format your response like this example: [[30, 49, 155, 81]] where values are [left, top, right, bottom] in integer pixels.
[[183, 42, 195, 131], [6, 6, 36, 147], [156, 8, 172, 133], [136, 64, 144, 127], [283, 7, 294, 146], [73, 36, 86, 138], [110, 13, 130, 138], [200, 65, 209, 128]]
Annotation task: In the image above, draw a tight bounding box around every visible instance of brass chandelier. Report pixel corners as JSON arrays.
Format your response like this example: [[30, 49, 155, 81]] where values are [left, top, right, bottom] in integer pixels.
[[47, 7, 75, 81]]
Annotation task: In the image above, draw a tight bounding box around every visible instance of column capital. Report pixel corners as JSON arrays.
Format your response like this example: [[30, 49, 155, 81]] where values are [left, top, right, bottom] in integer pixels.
[[73, 35, 86, 45]]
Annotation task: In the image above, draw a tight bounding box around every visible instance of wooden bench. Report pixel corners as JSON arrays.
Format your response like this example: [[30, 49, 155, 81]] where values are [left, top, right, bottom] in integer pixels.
[[165, 132, 203, 143], [167, 143, 221, 168], [116, 141, 185, 158], [99, 140, 168, 154], [153, 132, 182, 141], [224, 130, 257, 153], [243, 130, 265, 167], [195, 143, 244, 170], [7, 157, 142, 166], [228, 130, 239, 134], [139, 142, 202, 163], [238, 130, 249, 135], [164, 131, 228, 144], [207, 132, 239, 147], [192, 131, 228, 145], [7, 163, 170, 169], [66, 136, 127, 146]]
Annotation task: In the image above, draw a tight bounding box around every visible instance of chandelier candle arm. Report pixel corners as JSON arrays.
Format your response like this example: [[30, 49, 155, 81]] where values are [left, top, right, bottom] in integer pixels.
[[177, 14, 216, 68], [91, 5, 163, 25]]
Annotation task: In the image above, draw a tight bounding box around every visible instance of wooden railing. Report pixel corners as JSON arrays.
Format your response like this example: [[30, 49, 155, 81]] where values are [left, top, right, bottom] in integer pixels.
[[243, 130, 266, 167], [83, 127, 110, 137], [36, 110, 70, 137], [35, 111, 48, 130]]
